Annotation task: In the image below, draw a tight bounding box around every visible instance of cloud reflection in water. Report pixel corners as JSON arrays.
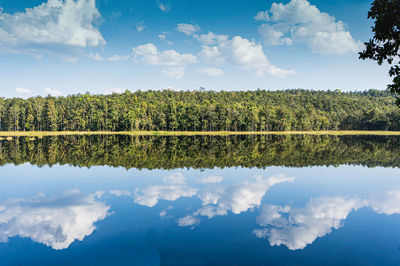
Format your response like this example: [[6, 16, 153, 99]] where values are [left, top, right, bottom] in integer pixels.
[[0, 190, 110, 250], [254, 187, 400, 250], [128, 172, 294, 227]]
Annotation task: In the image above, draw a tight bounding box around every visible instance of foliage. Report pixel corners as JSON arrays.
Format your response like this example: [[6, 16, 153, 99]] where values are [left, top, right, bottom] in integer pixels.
[[0, 89, 399, 132], [359, 0, 400, 103], [1, 135, 399, 169]]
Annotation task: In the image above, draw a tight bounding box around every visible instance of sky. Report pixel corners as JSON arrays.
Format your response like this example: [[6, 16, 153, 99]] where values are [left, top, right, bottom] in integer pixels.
[[0, 0, 391, 98]]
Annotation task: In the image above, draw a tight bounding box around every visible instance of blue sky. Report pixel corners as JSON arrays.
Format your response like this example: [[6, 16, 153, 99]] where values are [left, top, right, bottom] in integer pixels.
[[0, 0, 390, 97]]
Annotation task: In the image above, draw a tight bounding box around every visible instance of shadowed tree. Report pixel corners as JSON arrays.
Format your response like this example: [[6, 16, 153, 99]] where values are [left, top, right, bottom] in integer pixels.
[[359, 0, 400, 104]]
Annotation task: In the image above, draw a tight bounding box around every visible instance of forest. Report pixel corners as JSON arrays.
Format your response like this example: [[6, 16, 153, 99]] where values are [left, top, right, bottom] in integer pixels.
[[1, 135, 399, 169], [0, 89, 399, 132]]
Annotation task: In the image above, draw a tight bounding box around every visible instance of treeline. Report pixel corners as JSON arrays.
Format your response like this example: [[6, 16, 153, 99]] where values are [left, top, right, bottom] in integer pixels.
[[1, 135, 399, 169], [0, 89, 399, 132]]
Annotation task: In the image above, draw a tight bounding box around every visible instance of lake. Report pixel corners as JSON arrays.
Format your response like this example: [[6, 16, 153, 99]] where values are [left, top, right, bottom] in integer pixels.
[[0, 135, 400, 265]]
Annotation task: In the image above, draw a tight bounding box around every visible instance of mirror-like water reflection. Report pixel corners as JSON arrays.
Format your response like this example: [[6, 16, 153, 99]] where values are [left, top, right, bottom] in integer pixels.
[[1, 135, 400, 168], [0, 136, 400, 265]]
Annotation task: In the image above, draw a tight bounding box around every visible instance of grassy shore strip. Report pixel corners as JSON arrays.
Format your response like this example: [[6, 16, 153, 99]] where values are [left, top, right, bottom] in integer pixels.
[[1, 130, 400, 137]]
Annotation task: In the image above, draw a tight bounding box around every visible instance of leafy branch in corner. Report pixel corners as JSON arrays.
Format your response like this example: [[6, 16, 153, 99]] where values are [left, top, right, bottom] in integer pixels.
[[359, 0, 400, 104]]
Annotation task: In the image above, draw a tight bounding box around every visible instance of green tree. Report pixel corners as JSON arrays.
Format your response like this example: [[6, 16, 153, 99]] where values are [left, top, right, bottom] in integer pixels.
[[359, 0, 400, 103]]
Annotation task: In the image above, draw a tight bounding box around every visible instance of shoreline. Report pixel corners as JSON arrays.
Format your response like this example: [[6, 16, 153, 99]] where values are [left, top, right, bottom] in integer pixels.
[[1, 130, 400, 137]]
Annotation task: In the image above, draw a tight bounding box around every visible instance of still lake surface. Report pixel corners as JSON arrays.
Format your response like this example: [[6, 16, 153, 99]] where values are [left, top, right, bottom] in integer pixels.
[[0, 135, 400, 265]]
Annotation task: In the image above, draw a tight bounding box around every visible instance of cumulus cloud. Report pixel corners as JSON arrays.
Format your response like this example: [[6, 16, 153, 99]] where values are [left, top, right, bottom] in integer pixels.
[[178, 215, 200, 227], [0, 191, 110, 250], [132, 43, 197, 67], [120, 173, 292, 217], [254, 196, 365, 250], [177, 23, 200, 36], [179, 174, 294, 226], [226, 36, 295, 76], [198, 36, 295, 77], [197, 175, 224, 184], [133, 185, 197, 207], [109, 190, 131, 197], [0, 0, 105, 56], [15, 87, 31, 94], [223, 174, 294, 215], [254, 187, 400, 251], [255, 0, 361, 55], [198, 67, 224, 77], [254, 11, 270, 21], [163, 172, 186, 184], [44, 87, 62, 97], [177, 24, 294, 77], [369, 187, 400, 215], [195, 31, 228, 46], [132, 43, 197, 79], [110, 172, 291, 229], [107, 54, 130, 62]]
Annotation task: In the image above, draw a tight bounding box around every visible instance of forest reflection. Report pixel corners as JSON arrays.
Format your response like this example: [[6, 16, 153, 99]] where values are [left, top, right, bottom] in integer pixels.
[[0, 134, 399, 169]]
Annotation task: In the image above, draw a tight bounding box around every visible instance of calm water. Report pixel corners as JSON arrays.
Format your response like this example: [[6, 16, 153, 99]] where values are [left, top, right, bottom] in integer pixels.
[[0, 135, 400, 265]]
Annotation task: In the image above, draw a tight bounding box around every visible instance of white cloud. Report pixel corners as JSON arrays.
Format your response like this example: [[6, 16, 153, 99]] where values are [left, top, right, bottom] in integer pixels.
[[158, 32, 172, 45], [229, 36, 295, 76], [223, 174, 294, 215], [109, 190, 131, 197], [254, 196, 365, 250], [159, 206, 173, 217], [198, 36, 295, 77], [132, 43, 197, 79], [177, 23, 200, 36], [254, 11, 270, 21], [135, 22, 146, 32], [133, 185, 197, 207], [0, 191, 110, 250], [176, 24, 294, 77], [88, 52, 103, 61], [197, 175, 224, 184], [0, 0, 105, 56], [44, 87, 62, 97], [180, 174, 294, 226], [15, 87, 31, 94], [176, 24, 227, 45], [253, 186, 400, 251], [107, 54, 131, 62], [369, 187, 400, 215], [158, 33, 167, 41], [198, 45, 223, 63], [132, 43, 197, 67], [255, 0, 361, 55], [197, 187, 225, 206], [196, 205, 227, 218], [195, 32, 228, 46], [258, 24, 293, 46], [163, 172, 186, 184], [178, 215, 200, 227], [162, 67, 185, 79], [158, 2, 170, 13]]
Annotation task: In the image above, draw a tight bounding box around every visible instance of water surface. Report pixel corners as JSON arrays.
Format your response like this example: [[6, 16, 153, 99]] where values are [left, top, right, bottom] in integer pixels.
[[0, 135, 399, 265]]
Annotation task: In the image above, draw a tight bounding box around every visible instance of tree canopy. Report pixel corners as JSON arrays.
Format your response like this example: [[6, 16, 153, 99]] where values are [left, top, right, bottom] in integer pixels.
[[0, 89, 399, 132], [360, 0, 400, 103]]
